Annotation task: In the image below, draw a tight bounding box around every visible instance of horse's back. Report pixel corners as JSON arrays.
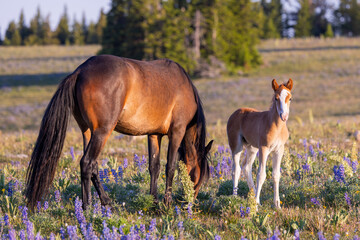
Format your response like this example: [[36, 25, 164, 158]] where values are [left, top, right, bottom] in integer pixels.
[[75, 55, 197, 135]]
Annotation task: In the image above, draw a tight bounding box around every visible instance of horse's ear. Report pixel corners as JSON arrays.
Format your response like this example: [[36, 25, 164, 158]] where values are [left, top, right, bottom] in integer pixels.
[[286, 78, 293, 90], [205, 140, 214, 155], [272, 79, 279, 91]]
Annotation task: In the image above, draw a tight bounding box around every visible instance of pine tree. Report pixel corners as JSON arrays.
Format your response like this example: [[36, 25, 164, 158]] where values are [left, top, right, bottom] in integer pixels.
[[214, 0, 261, 70], [25, 6, 42, 45], [42, 15, 54, 45], [86, 22, 98, 44], [161, 0, 195, 72], [81, 13, 88, 43], [101, 0, 145, 59], [95, 9, 107, 44], [19, 10, 30, 45], [4, 21, 21, 45], [71, 17, 85, 45], [324, 23, 334, 38], [295, 0, 312, 37], [335, 0, 360, 36], [56, 6, 70, 45], [261, 0, 283, 38]]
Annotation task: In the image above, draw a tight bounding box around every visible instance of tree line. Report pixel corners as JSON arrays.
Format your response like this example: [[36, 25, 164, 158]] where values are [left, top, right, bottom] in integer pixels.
[[1, 7, 106, 46], [1, 0, 359, 72]]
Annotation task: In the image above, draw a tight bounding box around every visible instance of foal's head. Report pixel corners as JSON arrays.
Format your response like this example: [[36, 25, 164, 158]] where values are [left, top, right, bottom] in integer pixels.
[[272, 79, 293, 122]]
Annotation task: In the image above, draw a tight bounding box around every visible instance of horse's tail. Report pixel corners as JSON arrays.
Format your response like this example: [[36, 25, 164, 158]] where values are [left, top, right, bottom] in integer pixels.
[[25, 71, 78, 209]]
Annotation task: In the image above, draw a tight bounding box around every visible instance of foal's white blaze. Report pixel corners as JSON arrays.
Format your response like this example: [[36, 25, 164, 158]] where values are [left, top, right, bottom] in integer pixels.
[[277, 89, 290, 121]]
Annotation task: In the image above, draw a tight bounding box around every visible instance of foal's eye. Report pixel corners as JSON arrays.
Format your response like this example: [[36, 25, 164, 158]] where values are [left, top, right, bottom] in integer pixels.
[[290, 98, 292, 101]]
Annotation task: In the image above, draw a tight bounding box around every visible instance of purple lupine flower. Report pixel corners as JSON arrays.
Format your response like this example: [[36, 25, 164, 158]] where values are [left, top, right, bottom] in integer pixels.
[[215, 162, 221, 177], [141, 155, 147, 170], [123, 158, 128, 169], [7, 182, 13, 197], [246, 207, 251, 215], [104, 169, 110, 183], [102, 206, 112, 218], [302, 162, 310, 173], [112, 169, 118, 183], [218, 145, 225, 154], [99, 169, 104, 183], [86, 223, 97, 240], [333, 165, 346, 184], [294, 229, 300, 240], [4, 214, 9, 226], [240, 206, 245, 218], [296, 169, 302, 181], [102, 158, 109, 167], [317, 231, 326, 240], [303, 139, 307, 148], [20, 230, 26, 240], [210, 166, 215, 178], [26, 221, 35, 240], [9, 228, 16, 240], [241, 237, 249, 240], [93, 202, 101, 215], [134, 154, 141, 170], [43, 201, 49, 211], [140, 224, 146, 234], [215, 235, 221, 240], [21, 206, 28, 223], [75, 197, 86, 226], [102, 220, 112, 240], [60, 227, 65, 240], [119, 225, 125, 235], [221, 157, 228, 176], [36, 201, 41, 212], [309, 145, 315, 157], [49, 233, 55, 240], [55, 190, 61, 203], [35, 232, 42, 240], [324, 157, 327, 162], [168, 235, 175, 240], [149, 219, 157, 233], [177, 221, 184, 232], [187, 202, 193, 219], [352, 161, 358, 173], [345, 193, 351, 206], [175, 206, 181, 216], [67, 225, 78, 239], [118, 166, 123, 179], [334, 233, 340, 240], [70, 147, 76, 161], [311, 198, 321, 206]]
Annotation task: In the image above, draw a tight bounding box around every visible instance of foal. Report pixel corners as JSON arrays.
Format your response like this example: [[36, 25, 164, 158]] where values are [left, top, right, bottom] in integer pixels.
[[227, 79, 293, 208]]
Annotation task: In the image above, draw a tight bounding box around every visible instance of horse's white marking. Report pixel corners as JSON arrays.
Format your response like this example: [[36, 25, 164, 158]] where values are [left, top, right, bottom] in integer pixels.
[[277, 89, 290, 121]]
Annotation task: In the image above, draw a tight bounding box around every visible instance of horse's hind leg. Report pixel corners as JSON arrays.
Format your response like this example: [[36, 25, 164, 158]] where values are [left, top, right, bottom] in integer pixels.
[[80, 128, 112, 209], [243, 145, 258, 193], [230, 135, 243, 195], [148, 134, 163, 202]]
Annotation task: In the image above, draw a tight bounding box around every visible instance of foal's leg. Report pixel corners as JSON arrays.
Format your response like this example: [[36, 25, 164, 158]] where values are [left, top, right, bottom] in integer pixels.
[[272, 145, 284, 209], [231, 136, 243, 195], [255, 147, 270, 206], [148, 134, 162, 202], [243, 145, 258, 193], [165, 124, 186, 205]]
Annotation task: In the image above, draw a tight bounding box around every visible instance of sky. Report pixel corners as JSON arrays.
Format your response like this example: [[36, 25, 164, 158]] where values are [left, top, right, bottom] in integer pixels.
[[0, 0, 112, 37]]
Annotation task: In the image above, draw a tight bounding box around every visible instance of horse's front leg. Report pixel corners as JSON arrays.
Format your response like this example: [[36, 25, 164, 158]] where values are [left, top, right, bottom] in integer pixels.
[[255, 146, 270, 206], [148, 134, 163, 203], [165, 125, 186, 205], [272, 145, 284, 209]]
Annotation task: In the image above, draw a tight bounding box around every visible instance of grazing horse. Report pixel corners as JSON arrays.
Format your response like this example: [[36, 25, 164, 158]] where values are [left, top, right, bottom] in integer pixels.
[[25, 55, 213, 209], [227, 79, 293, 208]]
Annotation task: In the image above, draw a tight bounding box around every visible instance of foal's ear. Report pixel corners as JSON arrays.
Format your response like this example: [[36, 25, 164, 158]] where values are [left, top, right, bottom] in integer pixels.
[[205, 140, 214, 155], [272, 79, 279, 91], [286, 78, 293, 90]]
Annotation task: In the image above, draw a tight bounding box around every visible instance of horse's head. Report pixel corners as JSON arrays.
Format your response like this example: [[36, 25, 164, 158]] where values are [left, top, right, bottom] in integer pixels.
[[272, 79, 293, 122]]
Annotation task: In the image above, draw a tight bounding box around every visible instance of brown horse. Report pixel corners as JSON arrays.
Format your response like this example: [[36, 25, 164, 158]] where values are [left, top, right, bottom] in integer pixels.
[[227, 79, 293, 209], [25, 55, 213, 209]]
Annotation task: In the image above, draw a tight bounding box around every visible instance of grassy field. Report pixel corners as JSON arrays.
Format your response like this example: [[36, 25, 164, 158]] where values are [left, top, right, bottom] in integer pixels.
[[1, 38, 360, 239]]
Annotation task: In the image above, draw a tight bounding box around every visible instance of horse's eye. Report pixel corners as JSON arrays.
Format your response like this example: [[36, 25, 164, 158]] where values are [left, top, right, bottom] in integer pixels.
[[290, 98, 292, 101]]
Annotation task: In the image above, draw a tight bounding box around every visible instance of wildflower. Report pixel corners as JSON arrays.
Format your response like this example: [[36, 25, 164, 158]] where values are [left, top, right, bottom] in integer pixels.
[[9, 228, 16, 240], [123, 158, 128, 169], [43, 201, 49, 211], [70, 146, 76, 161], [102, 206, 112, 218], [309, 145, 315, 157], [49, 233, 55, 240], [118, 166, 123, 180], [215, 235, 221, 240], [178, 221, 184, 232], [26, 220, 35, 240], [149, 219, 157, 234], [240, 205, 245, 218], [4, 214, 9, 226], [19, 230, 26, 240], [334, 233, 340, 240], [119, 225, 125, 235], [67, 225, 78, 239], [60, 227, 65, 240], [35, 232, 42, 240], [168, 235, 175, 240], [345, 192, 351, 206], [54, 190, 61, 203], [333, 165, 346, 184], [102, 220, 112, 240], [187, 202, 193, 219], [294, 229, 300, 240], [75, 197, 86, 226], [7, 182, 13, 197], [218, 145, 225, 154], [302, 162, 310, 173], [36, 201, 41, 212], [175, 206, 181, 216], [311, 198, 321, 206], [246, 207, 251, 215]]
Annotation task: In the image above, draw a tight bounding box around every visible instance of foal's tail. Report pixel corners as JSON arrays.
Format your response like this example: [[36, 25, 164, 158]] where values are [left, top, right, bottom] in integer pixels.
[[25, 71, 78, 209]]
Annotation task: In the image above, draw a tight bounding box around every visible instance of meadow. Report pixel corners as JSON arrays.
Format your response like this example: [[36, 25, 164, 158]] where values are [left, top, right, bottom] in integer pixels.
[[1, 37, 360, 239]]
